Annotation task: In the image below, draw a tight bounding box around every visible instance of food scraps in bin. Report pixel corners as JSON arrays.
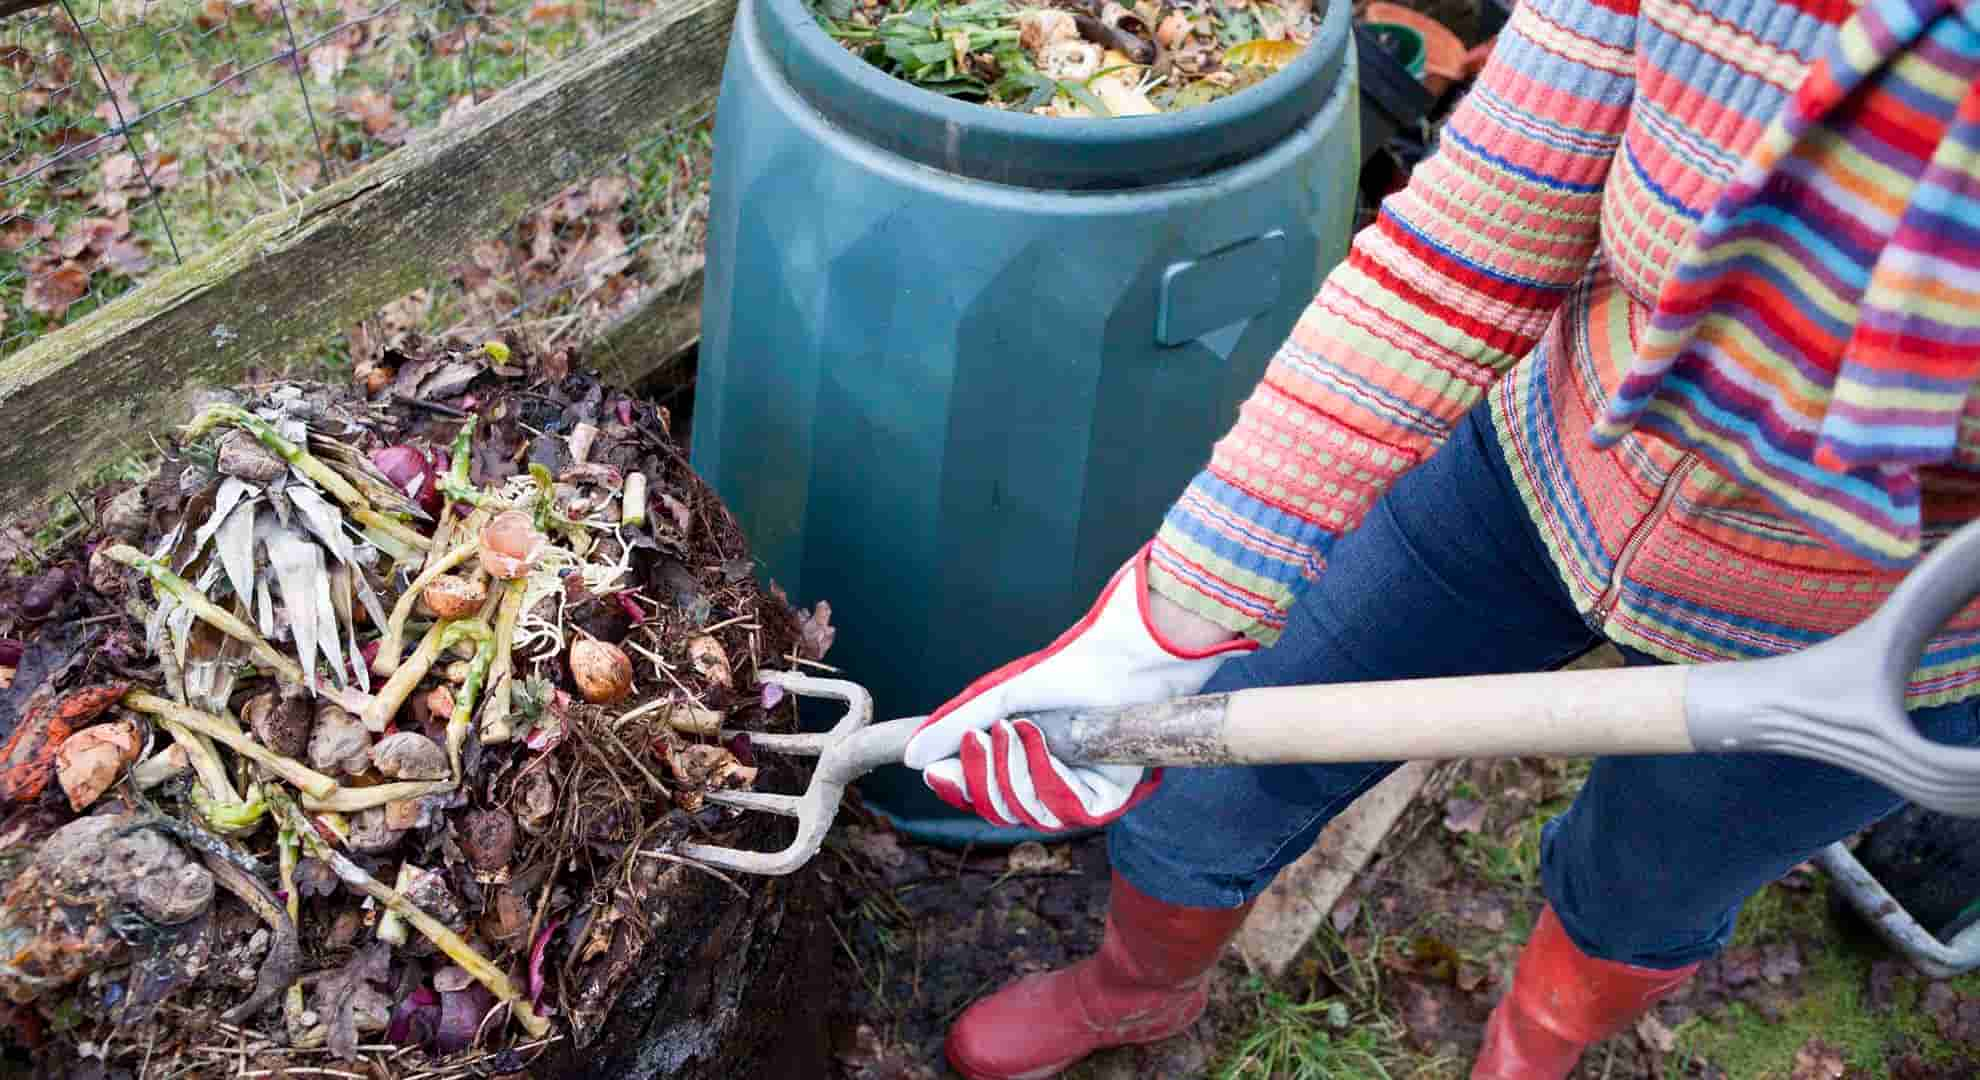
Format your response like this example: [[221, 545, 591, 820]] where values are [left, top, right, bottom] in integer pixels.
[[810, 0, 1319, 116]]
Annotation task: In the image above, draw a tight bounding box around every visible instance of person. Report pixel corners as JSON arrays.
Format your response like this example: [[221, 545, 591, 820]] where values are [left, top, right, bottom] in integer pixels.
[[898, 0, 1980, 1074]]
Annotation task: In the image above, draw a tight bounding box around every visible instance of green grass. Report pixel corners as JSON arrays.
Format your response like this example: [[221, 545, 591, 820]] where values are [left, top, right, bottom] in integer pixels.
[[1668, 879, 1980, 1078], [1218, 981, 1400, 1080], [1211, 914, 1463, 1080], [4, 0, 706, 358], [23, 450, 154, 558], [1213, 752, 1980, 1080]]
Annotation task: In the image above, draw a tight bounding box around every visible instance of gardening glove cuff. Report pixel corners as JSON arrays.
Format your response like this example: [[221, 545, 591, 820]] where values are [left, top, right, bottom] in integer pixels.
[[903, 543, 1256, 830]]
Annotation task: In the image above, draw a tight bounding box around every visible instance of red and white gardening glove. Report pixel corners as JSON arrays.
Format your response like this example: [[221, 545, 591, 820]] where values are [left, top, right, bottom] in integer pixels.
[[902, 544, 1256, 831]]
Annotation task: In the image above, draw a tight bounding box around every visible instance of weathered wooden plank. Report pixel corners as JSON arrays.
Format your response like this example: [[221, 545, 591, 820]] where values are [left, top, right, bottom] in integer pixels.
[[0, 0, 54, 20], [1233, 760, 1433, 976], [584, 251, 705, 392], [0, 0, 736, 516]]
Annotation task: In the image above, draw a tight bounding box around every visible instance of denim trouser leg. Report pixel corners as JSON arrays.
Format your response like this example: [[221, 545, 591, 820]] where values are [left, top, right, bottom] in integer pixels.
[[1540, 646, 1980, 968], [1110, 402, 1605, 909], [1107, 400, 1980, 970]]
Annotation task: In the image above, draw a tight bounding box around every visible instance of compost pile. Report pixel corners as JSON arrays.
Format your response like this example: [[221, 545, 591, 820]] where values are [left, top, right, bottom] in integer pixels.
[[811, 0, 1320, 116], [0, 344, 834, 1076]]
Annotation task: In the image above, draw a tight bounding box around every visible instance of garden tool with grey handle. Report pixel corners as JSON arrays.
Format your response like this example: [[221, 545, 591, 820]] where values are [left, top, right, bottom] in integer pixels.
[[677, 513, 1980, 877]]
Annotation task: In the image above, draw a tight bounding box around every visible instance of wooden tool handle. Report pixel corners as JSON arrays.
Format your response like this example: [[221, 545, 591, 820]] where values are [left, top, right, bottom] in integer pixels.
[[1027, 664, 1696, 767]]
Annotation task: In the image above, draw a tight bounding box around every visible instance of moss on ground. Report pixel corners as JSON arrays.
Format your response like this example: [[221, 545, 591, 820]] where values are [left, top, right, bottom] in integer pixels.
[[1670, 878, 1980, 1078]]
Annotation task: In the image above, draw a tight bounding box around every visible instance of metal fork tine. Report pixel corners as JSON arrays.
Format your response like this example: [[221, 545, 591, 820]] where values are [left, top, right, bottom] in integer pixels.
[[704, 789, 802, 817], [669, 669, 887, 876], [720, 730, 832, 756]]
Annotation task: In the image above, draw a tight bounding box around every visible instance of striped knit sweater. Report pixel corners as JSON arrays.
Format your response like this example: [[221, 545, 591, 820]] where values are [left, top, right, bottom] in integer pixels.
[[1149, 0, 1980, 706]]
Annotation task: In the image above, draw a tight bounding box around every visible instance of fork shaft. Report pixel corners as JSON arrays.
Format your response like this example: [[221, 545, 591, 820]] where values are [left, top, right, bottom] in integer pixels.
[[1025, 664, 1695, 767]]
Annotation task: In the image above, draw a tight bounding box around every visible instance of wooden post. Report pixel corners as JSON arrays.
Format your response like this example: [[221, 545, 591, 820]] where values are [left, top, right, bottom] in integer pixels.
[[584, 251, 706, 392], [0, 0, 734, 520], [1233, 761, 1434, 976]]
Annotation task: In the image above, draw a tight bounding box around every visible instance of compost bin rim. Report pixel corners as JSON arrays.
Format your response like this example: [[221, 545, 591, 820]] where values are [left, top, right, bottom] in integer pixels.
[[752, 0, 1352, 191]]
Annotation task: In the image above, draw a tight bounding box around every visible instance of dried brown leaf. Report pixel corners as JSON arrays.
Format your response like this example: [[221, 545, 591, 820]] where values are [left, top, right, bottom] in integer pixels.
[[686, 633, 732, 689], [0, 215, 42, 252], [316, 941, 392, 1060], [99, 152, 141, 192], [103, 237, 149, 276], [1635, 1012, 1678, 1054], [145, 152, 182, 190], [1442, 797, 1486, 834], [92, 71, 139, 126], [23, 264, 88, 318], [1788, 1037, 1847, 1079], [798, 601, 835, 660], [341, 89, 405, 141]]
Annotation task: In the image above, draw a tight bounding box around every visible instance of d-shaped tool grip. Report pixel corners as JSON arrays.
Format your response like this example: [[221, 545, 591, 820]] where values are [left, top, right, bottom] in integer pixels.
[[1687, 516, 1980, 816]]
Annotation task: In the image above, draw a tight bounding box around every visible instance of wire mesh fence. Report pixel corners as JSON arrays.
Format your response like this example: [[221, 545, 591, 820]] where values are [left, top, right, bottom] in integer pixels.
[[2, 0, 712, 363]]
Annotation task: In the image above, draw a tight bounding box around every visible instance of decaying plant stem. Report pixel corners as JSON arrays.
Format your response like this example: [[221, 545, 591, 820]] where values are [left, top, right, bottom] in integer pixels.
[[125, 691, 338, 800], [132, 744, 192, 791], [299, 779, 452, 813], [183, 405, 429, 555], [621, 472, 647, 528], [376, 862, 416, 946], [480, 580, 528, 744], [353, 510, 428, 564], [105, 545, 372, 716], [278, 799, 551, 1038], [437, 418, 494, 509], [155, 719, 244, 805], [441, 619, 495, 777], [375, 540, 481, 677], [277, 817, 309, 1037], [363, 621, 450, 732]]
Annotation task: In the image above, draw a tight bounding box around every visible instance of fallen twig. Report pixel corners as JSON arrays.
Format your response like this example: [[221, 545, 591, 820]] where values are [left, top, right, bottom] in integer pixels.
[[277, 797, 552, 1038], [204, 851, 300, 1024]]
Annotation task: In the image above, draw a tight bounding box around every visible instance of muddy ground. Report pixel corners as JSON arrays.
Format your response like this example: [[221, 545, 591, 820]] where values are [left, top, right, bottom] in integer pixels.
[[824, 756, 1980, 1080]]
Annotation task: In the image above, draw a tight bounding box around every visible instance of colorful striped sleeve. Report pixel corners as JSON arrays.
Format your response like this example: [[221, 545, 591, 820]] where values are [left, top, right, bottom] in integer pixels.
[[1147, 0, 1646, 643]]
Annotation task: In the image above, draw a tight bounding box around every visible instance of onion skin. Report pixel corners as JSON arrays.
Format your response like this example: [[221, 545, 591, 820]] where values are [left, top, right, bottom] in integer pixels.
[[479, 511, 547, 580], [569, 639, 633, 705], [370, 445, 442, 517]]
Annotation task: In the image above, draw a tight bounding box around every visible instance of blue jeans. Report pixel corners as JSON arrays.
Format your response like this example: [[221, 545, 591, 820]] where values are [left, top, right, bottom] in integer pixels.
[[1109, 402, 1980, 970]]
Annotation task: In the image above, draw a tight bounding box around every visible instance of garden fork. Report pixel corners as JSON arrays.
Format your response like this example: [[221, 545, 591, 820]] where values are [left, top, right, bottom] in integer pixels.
[[677, 514, 1980, 876]]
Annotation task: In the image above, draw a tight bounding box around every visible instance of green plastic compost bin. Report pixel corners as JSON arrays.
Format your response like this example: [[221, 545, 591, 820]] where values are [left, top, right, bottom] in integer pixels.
[[692, 0, 1360, 846]]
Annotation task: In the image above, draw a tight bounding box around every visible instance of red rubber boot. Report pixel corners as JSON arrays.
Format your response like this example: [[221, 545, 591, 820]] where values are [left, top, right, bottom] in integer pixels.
[[1473, 905, 1700, 1079], [944, 870, 1253, 1080]]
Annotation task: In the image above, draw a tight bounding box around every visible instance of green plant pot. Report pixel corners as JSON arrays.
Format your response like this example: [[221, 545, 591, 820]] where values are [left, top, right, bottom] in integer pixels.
[[1363, 22, 1426, 81], [694, 0, 1362, 847]]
